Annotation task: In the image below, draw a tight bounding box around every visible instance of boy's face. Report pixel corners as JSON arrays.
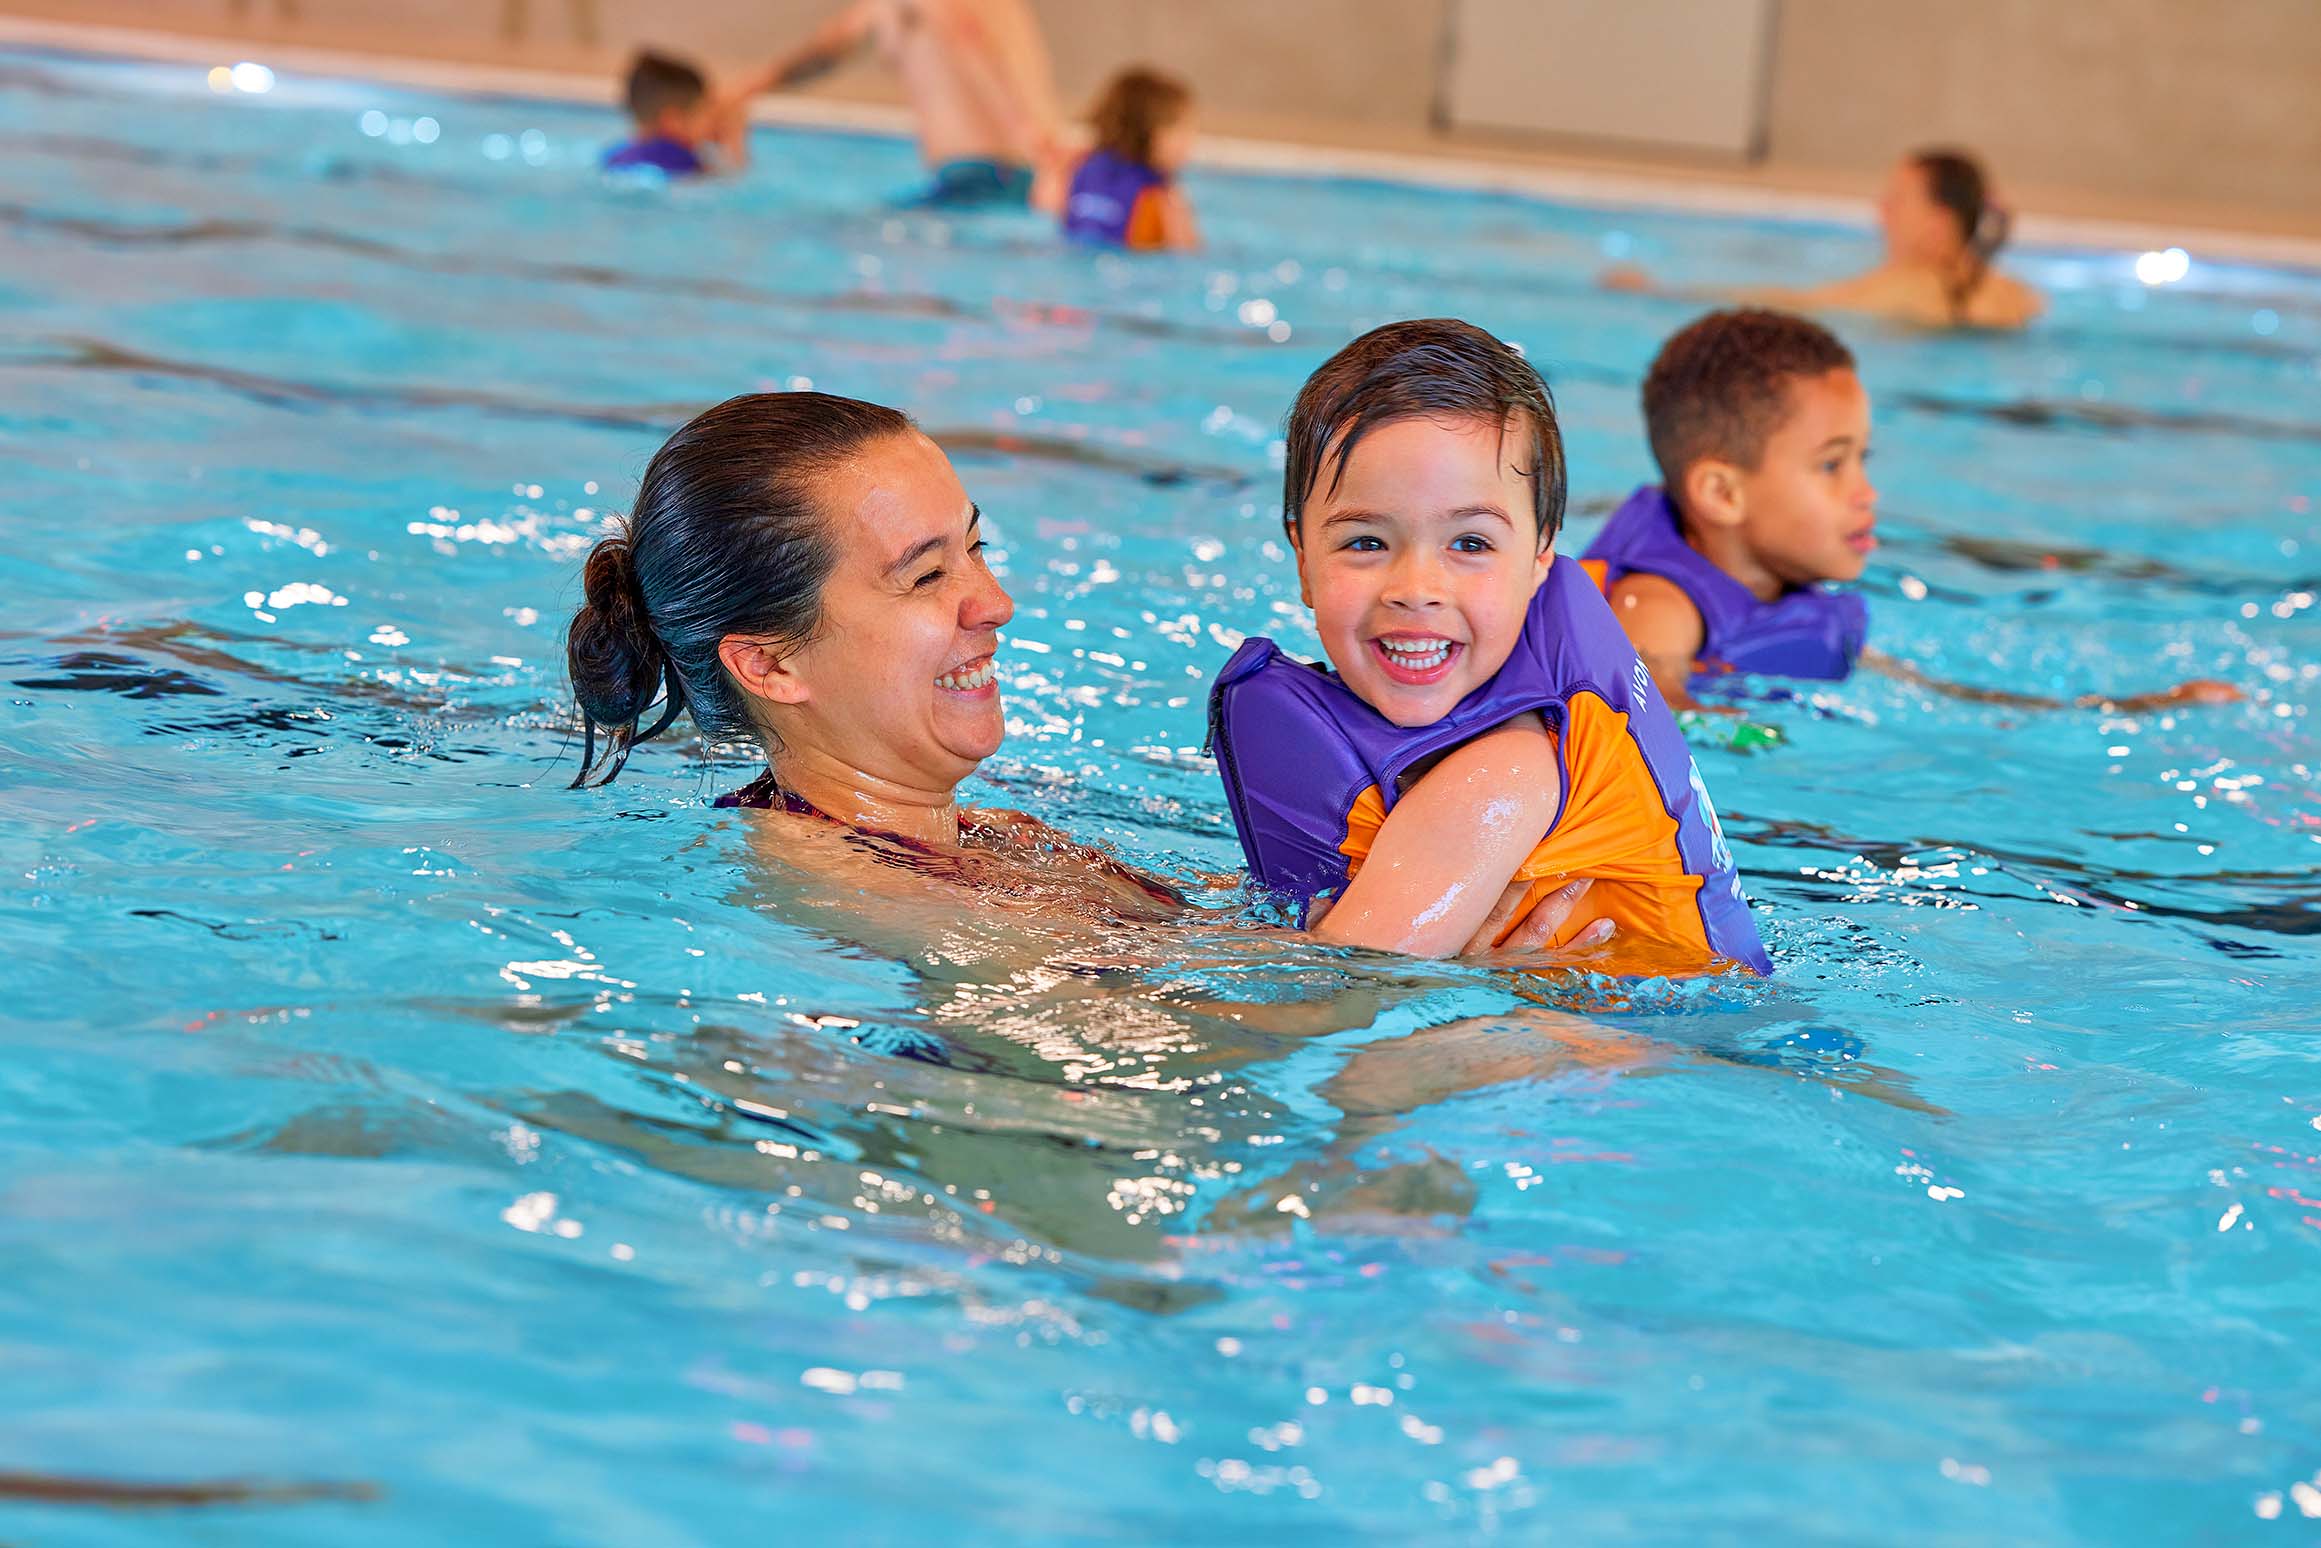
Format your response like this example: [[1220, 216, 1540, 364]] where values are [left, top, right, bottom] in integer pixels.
[[1731, 368, 1878, 586], [1290, 415, 1551, 728], [646, 99, 708, 146]]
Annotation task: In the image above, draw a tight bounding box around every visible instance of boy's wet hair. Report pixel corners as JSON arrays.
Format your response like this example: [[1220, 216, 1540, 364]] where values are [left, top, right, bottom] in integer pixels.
[[625, 50, 708, 125], [1089, 67, 1191, 166], [1643, 308, 1855, 485], [1283, 318, 1566, 544]]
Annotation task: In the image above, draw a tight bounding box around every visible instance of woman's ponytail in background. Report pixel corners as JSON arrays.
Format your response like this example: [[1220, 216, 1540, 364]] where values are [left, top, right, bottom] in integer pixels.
[[1913, 147, 2007, 322], [563, 390, 916, 789]]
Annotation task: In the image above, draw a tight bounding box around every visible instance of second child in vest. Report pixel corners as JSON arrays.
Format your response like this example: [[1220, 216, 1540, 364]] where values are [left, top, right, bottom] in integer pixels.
[[1208, 319, 1769, 976], [1587, 308, 2238, 714], [1061, 68, 1199, 252]]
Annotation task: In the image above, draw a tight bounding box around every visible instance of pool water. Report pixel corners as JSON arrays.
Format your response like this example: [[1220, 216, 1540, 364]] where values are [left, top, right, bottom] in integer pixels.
[[4, 45, 2319, 1546]]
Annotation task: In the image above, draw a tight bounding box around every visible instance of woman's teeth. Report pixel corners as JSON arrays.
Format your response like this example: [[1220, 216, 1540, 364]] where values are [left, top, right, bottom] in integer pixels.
[[1378, 637, 1453, 669], [935, 658, 996, 692]]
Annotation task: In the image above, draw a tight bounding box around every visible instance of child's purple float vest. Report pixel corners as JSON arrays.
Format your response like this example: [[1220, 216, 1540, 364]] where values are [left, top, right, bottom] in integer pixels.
[[1062, 150, 1168, 248], [603, 137, 705, 177], [1206, 556, 1770, 974], [1582, 485, 1867, 686]]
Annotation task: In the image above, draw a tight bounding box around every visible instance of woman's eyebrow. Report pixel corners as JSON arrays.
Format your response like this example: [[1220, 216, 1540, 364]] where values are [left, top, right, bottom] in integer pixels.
[[882, 505, 981, 579]]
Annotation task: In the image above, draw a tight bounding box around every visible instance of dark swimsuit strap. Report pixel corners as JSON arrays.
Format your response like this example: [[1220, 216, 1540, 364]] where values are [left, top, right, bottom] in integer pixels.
[[713, 771, 1183, 906]]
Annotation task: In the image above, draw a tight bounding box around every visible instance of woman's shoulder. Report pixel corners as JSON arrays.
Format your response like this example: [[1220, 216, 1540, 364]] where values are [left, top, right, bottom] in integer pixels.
[[1967, 270, 2044, 328]]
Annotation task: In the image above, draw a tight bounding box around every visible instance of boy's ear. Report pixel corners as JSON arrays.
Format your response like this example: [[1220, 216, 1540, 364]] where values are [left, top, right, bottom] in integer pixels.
[[1680, 459, 1748, 530], [719, 634, 808, 707], [1286, 520, 1313, 608]]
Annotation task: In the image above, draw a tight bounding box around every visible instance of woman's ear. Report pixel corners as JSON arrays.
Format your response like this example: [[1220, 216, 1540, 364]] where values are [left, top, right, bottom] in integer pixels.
[[1681, 459, 1748, 529], [718, 634, 809, 706]]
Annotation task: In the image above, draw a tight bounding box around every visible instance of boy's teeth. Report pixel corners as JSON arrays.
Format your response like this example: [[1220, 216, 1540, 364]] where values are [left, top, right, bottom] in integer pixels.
[[935, 659, 996, 692], [1379, 638, 1452, 668]]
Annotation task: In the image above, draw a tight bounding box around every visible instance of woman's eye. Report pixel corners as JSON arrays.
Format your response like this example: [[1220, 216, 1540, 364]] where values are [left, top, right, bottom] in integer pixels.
[[914, 568, 945, 589]]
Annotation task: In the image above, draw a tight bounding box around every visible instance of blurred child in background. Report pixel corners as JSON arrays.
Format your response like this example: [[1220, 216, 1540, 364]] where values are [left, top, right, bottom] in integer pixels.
[[602, 50, 764, 176], [1061, 68, 1199, 252]]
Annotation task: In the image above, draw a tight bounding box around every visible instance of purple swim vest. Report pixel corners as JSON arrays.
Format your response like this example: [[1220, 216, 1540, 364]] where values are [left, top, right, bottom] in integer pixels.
[[1062, 149, 1167, 247], [603, 136, 706, 177], [1206, 555, 1770, 974], [1582, 485, 1867, 686]]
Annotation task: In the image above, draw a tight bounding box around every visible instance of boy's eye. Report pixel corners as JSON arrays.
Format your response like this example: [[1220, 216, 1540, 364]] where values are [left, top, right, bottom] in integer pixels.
[[1341, 535, 1386, 552], [1450, 533, 1494, 554]]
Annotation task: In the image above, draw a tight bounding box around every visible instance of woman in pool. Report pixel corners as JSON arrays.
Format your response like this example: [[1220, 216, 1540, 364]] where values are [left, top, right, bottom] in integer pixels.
[[566, 389, 1612, 953], [1606, 147, 2042, 330], [560, 390, 1637, 1231]]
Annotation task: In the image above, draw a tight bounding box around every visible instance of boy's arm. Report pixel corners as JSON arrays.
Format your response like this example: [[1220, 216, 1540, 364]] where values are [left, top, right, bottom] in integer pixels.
[[1604, 572, 1708, 711], [1861, 648, 2239, 712], [761, 0, 878, 89], [1309, 713, 1562, 958], [705, 88, 755, 168], [1153, 187, 1201, 252]]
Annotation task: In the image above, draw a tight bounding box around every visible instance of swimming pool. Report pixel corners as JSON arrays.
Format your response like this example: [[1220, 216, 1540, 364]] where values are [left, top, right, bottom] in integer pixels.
[[4, 41, 2318, 1544]]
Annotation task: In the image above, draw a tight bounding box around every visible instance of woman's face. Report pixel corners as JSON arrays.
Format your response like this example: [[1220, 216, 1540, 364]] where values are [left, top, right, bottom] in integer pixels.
[[764, 431, 1015, 794], [1877, 158, 1962, 266]]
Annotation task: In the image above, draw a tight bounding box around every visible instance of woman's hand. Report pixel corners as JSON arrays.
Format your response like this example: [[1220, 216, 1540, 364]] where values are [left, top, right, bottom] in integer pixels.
[[1599, 263, 1655, 293], [1456, 876, 1613, 959], [1306, 874, 1612, 960]]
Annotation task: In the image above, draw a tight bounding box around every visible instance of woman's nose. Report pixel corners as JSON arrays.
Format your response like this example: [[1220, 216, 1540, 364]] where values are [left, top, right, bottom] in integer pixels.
[[963, 565, 1015, 630]]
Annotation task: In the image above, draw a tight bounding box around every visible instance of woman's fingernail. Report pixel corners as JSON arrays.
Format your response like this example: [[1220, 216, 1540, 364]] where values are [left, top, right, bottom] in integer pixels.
[[1560, 878, 1592, 898]]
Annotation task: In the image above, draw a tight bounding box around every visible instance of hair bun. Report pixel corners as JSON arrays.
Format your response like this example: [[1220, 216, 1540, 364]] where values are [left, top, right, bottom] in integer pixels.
[[566, 531, 684, 785]]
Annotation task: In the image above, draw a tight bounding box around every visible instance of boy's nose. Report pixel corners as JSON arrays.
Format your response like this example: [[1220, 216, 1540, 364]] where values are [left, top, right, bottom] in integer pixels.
[[1380, 552, 1447, 607]]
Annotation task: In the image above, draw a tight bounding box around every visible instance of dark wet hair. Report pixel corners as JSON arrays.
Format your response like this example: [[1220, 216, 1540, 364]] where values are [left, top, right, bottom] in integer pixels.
[[565, 391, 915, 787], [1643, 308, 1856, 487], [1282, 317, 1565, 544], [625, 50, 707, 125], [1090, 67, 1192, 166], [1912, 147, 2012, 320]]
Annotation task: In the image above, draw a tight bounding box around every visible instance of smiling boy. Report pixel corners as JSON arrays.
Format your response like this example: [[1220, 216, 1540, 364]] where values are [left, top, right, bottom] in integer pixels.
[[1208, 319, 1769, 975]]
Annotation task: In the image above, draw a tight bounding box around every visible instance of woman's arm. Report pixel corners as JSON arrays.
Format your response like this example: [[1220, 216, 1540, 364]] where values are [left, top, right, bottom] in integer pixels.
[[1602, 263, 1938, 325], [1308, 713, 1561, 958]]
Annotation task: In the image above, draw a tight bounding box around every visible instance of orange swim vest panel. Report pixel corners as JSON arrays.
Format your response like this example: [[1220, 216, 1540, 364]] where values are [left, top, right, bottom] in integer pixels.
[[1336, 690, 1714, 961], [1124, 188, 1168, 251]]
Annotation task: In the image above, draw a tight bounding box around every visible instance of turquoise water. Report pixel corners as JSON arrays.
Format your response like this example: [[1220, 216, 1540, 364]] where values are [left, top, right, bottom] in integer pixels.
[[5, 45, 2320, 1545]]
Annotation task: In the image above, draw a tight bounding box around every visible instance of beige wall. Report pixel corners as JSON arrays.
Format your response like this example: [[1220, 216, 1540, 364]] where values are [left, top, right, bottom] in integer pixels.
[[1766, 0, 2321, 213], [10, 0, 2319, 223]]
